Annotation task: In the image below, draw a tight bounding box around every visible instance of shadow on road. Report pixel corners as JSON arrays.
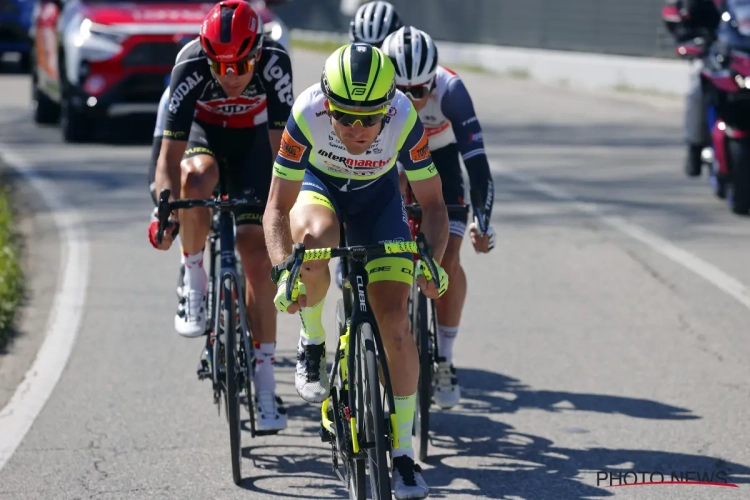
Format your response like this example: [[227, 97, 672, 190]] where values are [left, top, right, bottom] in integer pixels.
[[232, 365, 750, 499], [420, 368, 749, 499]]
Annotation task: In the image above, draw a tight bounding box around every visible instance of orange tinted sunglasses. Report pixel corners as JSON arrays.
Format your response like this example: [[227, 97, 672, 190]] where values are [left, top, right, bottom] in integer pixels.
[[209, 52, 260, 76]]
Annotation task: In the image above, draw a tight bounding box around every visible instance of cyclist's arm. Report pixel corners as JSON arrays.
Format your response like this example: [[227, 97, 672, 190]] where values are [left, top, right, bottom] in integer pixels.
[[263, 112, 312, 266], [441, 76, 494, 223], [262, 46, 294, 160], [397, 110, 448, 263], [155, 58, 205, 205]]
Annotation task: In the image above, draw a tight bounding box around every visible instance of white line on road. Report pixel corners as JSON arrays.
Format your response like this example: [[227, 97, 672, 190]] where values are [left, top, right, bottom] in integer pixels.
[[0, 147, 90, 471], [497, 164, 750, 310]]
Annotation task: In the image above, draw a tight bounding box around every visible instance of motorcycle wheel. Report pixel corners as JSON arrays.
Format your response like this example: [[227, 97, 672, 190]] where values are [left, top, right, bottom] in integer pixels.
[[726, 138, 750, 215]]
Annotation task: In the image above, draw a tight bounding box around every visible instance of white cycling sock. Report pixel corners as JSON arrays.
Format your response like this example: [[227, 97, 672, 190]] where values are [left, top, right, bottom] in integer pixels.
[[176, 235, 185, 265], [437, 325, 458, 364], [182, 250, 207, 294], [254, 342, 276, 394]]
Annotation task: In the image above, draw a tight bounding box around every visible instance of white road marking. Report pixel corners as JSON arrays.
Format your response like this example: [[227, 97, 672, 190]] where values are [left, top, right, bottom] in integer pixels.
[[0, 147, 90, 471], [497, 164, 750, 310]]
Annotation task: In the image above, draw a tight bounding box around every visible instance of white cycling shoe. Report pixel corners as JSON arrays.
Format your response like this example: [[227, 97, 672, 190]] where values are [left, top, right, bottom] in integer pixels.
[[433, 358, 460, 409], [174, 285, 207, 338], [254, 391, 288, 432], [392, 456, 429, 499]]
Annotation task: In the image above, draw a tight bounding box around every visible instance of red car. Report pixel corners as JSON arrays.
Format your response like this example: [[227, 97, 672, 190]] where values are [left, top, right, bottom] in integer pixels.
[[29, 0, 290, 143]]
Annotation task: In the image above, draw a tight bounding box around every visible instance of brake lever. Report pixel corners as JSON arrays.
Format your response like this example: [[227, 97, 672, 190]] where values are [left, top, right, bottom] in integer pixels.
[[415, 233, 440, 291], [156, 189, 171, 245], [284, 242, 306, 301], [470, 188, 489, 235]]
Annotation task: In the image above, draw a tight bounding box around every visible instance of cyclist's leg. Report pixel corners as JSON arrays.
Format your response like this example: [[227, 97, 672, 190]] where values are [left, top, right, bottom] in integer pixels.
[[431, 143, 468, 409], [174, 121, 218, 337], [228, 128, 287, 430], [343, 169, 428, 497], [289, 170, 342, 403], [150, 131, 186, 297]]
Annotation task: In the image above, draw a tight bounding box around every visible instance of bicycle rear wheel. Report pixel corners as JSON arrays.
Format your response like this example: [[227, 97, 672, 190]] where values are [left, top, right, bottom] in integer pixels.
[[412, 287, 431, 462], [222, 275, 242, 485], [358, 323, 391, 499]]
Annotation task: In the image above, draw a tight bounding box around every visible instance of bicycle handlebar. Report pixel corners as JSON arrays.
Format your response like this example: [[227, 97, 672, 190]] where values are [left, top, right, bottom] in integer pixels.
[[155, 188, 264, 245], [272, 232, 440, 301]]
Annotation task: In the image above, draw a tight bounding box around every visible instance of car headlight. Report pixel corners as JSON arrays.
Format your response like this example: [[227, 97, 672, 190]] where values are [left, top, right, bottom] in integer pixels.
[[74, 19, 126, 61]]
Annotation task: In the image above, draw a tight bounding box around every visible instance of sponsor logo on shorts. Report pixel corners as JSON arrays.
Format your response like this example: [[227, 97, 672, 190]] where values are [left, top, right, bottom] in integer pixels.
[[409, 131, 430, 163], [279, 129, 306, 163]]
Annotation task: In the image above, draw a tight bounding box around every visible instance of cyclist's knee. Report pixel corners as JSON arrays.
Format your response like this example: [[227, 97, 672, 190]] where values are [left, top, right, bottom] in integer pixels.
[[376, 307, 411, 348], [442, 238, 462, 276], [237, 227, 271, 279], [180, 155, 217, 197]]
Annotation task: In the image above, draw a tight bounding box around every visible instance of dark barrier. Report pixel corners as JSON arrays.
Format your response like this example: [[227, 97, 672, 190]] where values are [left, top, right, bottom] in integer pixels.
[[271, 0, 676, 58]]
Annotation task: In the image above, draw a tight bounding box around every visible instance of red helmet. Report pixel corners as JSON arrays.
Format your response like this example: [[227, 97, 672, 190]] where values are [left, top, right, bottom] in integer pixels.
[[200, 0, 264, 63]]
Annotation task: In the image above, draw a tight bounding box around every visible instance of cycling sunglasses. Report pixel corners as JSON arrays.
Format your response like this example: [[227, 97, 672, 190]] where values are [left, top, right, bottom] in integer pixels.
[[328, 102, 388, 127], [208, 50, 261, 77], [397, 80, 435, 100]]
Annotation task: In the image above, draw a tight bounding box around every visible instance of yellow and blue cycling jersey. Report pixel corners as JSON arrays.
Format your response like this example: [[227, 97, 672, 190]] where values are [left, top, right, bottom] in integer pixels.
[[272, 83, 439, 285]]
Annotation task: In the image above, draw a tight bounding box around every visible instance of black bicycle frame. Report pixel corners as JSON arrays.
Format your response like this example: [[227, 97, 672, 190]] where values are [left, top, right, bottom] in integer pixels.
[[336, 244, 397, 457]]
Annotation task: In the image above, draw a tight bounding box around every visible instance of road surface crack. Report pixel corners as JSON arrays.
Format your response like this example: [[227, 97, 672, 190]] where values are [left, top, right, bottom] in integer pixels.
[[624, 248, 677, 292]]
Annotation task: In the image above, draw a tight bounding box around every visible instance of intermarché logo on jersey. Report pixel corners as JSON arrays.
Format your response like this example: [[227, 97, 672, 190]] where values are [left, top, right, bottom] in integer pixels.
[[317, 149, 392, 168]]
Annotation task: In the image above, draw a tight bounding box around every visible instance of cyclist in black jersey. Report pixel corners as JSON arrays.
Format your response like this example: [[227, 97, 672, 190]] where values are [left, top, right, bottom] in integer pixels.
[[147, 0, 293, 432]]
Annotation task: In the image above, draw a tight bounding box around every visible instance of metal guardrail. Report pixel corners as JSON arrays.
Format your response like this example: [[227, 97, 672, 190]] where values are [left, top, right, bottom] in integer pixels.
[[271, 0, 677, 58]]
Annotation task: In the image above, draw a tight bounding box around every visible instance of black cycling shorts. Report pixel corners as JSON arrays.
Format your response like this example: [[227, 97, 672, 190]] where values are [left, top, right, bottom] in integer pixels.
[[432, 142, 468, 237], [184, 120, 272, 226]]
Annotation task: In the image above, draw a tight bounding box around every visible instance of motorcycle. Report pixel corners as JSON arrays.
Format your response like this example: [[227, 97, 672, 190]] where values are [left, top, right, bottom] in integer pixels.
[[672, 0, 750, 215], [703, 0, 750, 215], [665, 0, 750, 215]]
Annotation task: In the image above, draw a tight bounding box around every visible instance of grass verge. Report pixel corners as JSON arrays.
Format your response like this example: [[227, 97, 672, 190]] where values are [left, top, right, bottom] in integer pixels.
[[0, 183, 22, 352]]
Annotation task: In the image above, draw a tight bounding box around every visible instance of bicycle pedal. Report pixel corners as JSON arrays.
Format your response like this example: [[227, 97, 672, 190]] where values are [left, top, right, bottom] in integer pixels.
[[319, 426, 333, 443]]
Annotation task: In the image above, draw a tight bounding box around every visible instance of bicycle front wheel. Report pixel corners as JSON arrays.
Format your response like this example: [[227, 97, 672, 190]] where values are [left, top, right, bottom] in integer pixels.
[[222, 276, 242, 485], [358, 323, 391, 499], [413, 289, 431, 462]]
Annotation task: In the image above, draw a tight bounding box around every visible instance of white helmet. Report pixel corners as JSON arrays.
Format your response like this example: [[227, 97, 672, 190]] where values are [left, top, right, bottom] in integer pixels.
[[349, 1, 404, 47], [381, 26, 439, 87]]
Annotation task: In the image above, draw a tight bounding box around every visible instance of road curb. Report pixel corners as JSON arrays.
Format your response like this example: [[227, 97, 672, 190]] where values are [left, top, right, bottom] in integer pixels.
[[291, 29, 691, 97]]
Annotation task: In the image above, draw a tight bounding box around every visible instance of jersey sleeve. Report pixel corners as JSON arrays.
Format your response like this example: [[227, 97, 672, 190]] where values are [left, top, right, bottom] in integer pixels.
[[440, 76, 495, 219], [396, 106, 438, 182], [260, 47, 295, 130], [163, 59, 208, 139], [272, 108, 312, 182]]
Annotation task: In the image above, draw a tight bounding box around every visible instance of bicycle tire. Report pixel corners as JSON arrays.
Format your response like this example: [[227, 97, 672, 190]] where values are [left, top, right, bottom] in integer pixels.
[[222, 275, 243, 485], [358, 323, 392, 500], [413, 290, 431, 462]]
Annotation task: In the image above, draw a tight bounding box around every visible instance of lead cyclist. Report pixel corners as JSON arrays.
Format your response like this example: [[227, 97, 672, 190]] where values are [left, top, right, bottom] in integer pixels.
[[263, 44, 449, 499], [382, 26, 497, 410]]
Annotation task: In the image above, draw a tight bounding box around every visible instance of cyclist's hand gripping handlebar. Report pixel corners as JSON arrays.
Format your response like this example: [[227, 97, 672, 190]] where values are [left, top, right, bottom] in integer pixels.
[[270, 242, 306, 302], [470, 188, 489, 235], [415, 232, 441, 291], [155, 188, 180, 246]]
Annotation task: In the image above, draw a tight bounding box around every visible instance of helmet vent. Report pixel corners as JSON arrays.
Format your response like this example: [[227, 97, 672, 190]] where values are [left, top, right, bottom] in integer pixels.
[[237, 36, 252, 58], [220, 5, 235, 43]]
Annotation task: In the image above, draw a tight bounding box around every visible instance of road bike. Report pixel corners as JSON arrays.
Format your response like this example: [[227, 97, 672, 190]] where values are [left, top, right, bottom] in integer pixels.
[[155, 179, 274, 486], [272, 231, 440, 499], [403, 186, 488, 461]]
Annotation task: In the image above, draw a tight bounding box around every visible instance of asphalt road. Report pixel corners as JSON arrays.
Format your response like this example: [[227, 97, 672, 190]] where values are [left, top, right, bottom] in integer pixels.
[[1, 49, 750, 500]]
